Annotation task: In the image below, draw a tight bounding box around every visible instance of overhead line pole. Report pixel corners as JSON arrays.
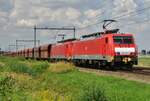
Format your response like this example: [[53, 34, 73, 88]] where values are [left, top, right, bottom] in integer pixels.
[[16, 40, 18, 52], [34, 26, 76, 39], [73, 26, 76, 39], [9, 44, 25, 52], [16, 40, 40, 44], [16, 40, 40, 48], [33, 26, 76, 59], [34, 26, 36, 60]]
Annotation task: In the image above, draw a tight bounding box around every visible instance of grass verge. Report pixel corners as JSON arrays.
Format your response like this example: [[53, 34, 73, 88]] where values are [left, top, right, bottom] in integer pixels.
[[0, 56, 150, 101], [138, 56, 150, 67]]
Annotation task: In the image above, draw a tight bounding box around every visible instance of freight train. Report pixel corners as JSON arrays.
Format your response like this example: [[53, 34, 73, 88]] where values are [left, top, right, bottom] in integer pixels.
[[6, 20, 138, 69]]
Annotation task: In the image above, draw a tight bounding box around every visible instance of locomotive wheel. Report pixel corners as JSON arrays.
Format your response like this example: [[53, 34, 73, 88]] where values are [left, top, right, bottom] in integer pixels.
[[108, 61, 116, 71], [97, 62, 103, 69], [125, 63, 133, 71]]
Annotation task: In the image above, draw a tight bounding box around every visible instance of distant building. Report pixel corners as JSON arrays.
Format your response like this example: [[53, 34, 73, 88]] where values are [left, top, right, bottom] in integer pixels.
[[147, 51, 150, 55], [141, 50, 147, 55], [0, 51, 4, 56]]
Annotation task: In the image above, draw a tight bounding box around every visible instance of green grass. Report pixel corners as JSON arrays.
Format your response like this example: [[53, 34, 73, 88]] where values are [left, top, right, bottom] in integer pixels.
[[0, 56, 49, 76], [138, 56, 150, 67], [0, 56, 150, 101]]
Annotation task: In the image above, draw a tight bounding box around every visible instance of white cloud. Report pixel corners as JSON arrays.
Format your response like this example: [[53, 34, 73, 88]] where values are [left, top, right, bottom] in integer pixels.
[[84, 9, 101, 18], [66, 8, 81, 20], [41, 0, 83, 4], [16, 19, 37, 27], [113, 0, 137, 16], [0, 11, 9, 28], [9, 0, 82, 27]]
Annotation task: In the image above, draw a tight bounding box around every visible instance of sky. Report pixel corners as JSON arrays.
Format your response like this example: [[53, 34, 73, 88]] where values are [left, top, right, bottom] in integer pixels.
[[0, 0, 150, 51]]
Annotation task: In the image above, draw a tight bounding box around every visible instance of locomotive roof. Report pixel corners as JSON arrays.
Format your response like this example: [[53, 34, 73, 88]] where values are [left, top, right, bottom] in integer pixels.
[[81, 32, 104, 39], [57, 38, 77, 43], [81, 29, 119, 39]]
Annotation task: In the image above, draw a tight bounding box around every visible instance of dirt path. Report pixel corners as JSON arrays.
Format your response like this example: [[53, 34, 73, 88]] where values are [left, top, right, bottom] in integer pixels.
[[79, 67, 150, 84]]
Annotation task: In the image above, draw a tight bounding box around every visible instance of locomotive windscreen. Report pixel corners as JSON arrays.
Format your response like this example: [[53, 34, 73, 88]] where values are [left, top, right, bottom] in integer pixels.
[[113, 36, 134, 44]]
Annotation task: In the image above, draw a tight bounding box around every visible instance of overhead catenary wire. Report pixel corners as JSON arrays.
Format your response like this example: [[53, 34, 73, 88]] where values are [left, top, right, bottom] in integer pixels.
[[77, 0, 150, 30], [118, 16, 150, 28], [76, 0, 114, 30], [85, 0, 113, 20]]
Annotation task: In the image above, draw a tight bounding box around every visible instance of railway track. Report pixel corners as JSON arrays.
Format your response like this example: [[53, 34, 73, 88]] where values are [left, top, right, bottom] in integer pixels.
[[115, 67, 150, 76], [78, 66, 150, 84]]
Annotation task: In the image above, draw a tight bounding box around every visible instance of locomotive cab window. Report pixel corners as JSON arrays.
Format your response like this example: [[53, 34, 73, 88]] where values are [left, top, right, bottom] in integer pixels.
[[123, 36, 133, 44], [113, 36, 133, 44]]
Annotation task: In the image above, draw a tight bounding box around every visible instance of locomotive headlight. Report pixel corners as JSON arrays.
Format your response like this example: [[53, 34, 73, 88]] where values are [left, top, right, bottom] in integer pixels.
[[128, 58, 131, 61], [115, 52, 120, 55], [130, 52, 135, 55], [117, 52, 120, 55]]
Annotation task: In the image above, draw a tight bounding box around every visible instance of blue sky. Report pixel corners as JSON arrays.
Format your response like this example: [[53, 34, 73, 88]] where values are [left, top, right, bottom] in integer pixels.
[[0, 0, 150, 51]]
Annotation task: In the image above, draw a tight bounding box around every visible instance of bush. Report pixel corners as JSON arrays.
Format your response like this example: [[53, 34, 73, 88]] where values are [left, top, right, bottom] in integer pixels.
[[8, 61, 32, 75], [0, 75, 16, 100], [78, 85, 108, 101], [6, 60, 49, 76], [31, 61, 49, 76], [0, 62, 6, 72], [49, 62, 75, 73], [0, 62, 5, 67], [33, 90, 72, 101]]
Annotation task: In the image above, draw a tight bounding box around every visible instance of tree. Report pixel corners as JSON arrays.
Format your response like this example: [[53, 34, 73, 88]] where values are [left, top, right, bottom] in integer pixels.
[[147, 50, 150, 55], [141, 50, 146, 55]]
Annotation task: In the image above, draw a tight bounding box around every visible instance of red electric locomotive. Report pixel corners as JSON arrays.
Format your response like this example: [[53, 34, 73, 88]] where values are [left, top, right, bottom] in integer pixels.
[[51, 39, 76, 61], [71, 20, 138, 69], [72, 32, 137, 69]]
